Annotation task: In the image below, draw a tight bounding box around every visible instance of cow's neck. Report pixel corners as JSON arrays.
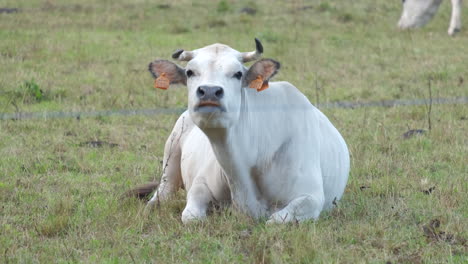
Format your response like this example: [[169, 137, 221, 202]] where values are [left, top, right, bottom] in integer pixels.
[[202, 92, 254, 171], [203, 127, 245, 175], [202, 89, 253, 165]]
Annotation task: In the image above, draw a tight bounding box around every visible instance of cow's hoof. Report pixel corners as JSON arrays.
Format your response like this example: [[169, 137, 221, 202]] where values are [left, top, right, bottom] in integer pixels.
[[181, 209, 206, 224], [266, 210, 294, 224], [448, 27, 461, 36]]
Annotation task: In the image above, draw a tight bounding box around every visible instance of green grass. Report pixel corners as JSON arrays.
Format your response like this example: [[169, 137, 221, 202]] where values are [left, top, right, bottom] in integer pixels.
[[0, 0, 467, 263]]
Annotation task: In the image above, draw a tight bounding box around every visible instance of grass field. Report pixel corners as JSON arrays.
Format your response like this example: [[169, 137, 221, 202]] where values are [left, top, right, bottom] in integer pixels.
[[1, 0, 467, 263]]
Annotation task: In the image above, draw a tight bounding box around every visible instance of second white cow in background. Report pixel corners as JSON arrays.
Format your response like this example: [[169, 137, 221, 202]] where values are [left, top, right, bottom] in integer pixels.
[[398, 0, 462, 35], [147, 39, 350, 223]]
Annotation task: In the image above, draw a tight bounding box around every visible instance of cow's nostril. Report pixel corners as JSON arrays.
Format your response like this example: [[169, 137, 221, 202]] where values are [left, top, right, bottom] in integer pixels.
[[215, 88, 224, 99], [196, 87, 205, 98]]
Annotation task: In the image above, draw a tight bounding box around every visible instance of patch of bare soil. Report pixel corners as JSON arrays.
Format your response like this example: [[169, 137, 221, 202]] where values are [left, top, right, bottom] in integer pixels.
[[79, 140, 119, 148], [422, 219, 467, 249], [0, 8, 19, 14]]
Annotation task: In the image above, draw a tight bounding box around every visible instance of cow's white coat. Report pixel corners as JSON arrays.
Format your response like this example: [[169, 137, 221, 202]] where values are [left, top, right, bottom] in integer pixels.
[[147, 42, 350, 223]]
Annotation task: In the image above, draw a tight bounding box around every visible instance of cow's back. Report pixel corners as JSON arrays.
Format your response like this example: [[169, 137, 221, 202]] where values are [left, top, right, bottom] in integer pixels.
[[316, 110, 350, 209]]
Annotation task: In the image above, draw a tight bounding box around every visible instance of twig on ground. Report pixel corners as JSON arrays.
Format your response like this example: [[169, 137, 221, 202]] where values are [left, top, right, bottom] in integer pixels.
[[426, 78, 433, 131]]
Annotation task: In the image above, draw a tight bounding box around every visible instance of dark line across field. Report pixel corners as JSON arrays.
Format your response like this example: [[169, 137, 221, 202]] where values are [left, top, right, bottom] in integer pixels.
[[1, 97, 467, 121]]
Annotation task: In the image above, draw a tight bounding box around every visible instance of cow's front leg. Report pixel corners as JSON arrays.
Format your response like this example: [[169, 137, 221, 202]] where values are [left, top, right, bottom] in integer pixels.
[[267, 193, 324, 224], [448, 0, 462, 35], [181, 180, 215, 223]]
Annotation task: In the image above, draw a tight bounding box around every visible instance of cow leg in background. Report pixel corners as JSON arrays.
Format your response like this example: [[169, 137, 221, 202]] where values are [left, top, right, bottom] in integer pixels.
[[449, 0, 462, 35]]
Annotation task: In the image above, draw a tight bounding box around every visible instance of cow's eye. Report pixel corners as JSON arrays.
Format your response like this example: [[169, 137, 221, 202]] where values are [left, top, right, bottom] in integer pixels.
[[233, 71, 243, 80], [186, 69, 194, 78]]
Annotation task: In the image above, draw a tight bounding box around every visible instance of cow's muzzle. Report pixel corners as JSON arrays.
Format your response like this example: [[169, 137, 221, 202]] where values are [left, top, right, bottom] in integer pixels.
[[196, 85, 224, 101], [195, 85, 226, 112]]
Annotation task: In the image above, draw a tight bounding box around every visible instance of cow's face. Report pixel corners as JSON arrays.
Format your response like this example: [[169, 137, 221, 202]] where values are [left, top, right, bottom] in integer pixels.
[[184, 47, 246, 129], [398, 0, 443, 29], [148, 39, 280, 129]]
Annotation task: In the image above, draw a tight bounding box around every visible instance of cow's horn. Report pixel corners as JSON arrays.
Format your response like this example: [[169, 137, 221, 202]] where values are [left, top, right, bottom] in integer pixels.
[[172, 49, 194, 61], [241, 38, 263, 63]]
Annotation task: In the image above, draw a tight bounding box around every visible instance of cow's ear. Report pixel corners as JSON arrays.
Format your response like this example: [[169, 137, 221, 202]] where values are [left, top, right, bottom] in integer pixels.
[[244, 59, 280, 92], [148, 60, 187, 90]]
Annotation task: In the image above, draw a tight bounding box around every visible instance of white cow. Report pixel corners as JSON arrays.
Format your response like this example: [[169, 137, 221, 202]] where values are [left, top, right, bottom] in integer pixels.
[[398, 0, 462, 36], [146, 39, 350, 223]]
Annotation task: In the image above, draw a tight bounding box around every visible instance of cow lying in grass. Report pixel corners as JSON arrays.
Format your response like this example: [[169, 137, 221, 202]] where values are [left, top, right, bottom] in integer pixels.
[[398, 0, 462, 35], [144, 39, 350, 223]]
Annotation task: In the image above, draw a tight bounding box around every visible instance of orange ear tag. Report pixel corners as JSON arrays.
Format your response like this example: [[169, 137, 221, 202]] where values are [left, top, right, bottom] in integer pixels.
[[257, 82, 269, 92], [154, 73, 170, 90], [249, 75, 268, 92]]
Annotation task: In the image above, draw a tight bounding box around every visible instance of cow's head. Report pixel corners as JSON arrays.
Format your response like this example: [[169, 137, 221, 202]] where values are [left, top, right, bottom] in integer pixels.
[[149, 39, 280, 129], [398, 0, 443, 29]]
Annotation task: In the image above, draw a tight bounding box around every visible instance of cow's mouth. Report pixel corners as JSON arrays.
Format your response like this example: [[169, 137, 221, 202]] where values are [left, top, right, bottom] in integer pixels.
[[195, 101, 226, 112], [199, 101, 221, 107]]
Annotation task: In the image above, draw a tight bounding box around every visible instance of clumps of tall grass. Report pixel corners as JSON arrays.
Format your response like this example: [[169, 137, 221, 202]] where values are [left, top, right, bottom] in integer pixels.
[[35, 198, 75, 237]]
